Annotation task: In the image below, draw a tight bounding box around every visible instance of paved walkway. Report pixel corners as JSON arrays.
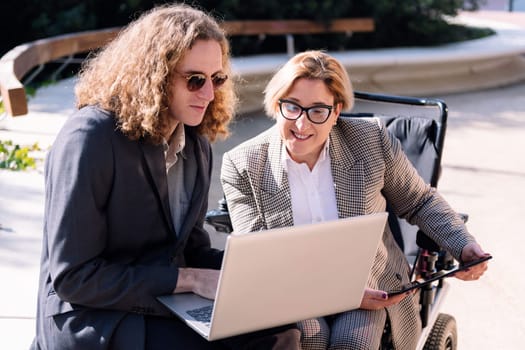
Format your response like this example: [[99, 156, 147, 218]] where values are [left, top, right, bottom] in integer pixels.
[[1, 10, 525, 350]]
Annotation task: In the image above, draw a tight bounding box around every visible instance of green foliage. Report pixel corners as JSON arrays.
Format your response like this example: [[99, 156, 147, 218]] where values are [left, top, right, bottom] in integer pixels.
[[25, 79, 59, 99], [0, 140, 41, 171], [352, 0, 488, 48], [0, 0, 493, 57], [25, 86, 37, 98], [206, 0, 371, 21], [0, 0, 156, 56], [201, 0, 492, 54]]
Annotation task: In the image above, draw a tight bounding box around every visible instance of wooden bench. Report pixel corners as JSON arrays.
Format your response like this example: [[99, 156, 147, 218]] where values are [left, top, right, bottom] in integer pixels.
[[0, 28, 120, 116], [0, 18, 374, 117], [222, 18, 374, 56]]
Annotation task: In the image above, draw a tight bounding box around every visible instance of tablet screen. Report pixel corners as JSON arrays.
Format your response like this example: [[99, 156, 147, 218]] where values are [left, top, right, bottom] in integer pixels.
[[388, 255, 492, 297]]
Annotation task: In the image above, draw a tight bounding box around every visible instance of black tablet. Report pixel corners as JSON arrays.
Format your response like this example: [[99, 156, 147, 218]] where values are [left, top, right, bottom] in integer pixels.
[[388, 255, 492, 297]]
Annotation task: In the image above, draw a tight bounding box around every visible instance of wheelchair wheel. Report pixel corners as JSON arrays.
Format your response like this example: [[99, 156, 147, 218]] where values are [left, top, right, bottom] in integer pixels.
[[423, 313, 457, 350]]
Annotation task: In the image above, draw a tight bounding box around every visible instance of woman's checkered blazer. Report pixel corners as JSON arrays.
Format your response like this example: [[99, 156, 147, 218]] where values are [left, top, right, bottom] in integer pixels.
[[220, 117, 476, 349]]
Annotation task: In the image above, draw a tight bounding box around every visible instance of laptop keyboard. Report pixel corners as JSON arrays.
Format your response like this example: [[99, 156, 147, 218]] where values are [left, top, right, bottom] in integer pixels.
[[186, 305, 213, 325]]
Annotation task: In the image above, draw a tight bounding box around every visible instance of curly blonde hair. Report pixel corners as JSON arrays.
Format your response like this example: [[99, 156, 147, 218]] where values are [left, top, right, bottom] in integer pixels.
[[263, 50, 353, 119], [75, 3, 236, 143]]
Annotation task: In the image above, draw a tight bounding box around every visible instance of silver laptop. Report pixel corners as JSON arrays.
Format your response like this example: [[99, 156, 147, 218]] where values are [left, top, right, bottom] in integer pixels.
[[157, 212, 387, 341]]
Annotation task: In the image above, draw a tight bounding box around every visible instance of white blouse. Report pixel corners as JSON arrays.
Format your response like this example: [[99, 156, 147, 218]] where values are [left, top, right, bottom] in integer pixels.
[[282, 140, 338, 226]]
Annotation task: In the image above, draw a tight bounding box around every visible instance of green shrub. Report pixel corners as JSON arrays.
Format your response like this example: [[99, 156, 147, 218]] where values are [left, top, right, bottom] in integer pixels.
[[0, 140, 42, 171], [1, 0, 492, 58], [204, 0, 493, 54]]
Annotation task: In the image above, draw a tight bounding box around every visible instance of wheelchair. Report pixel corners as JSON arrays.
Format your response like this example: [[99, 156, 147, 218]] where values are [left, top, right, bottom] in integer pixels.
[[206, 91, 462, 350]]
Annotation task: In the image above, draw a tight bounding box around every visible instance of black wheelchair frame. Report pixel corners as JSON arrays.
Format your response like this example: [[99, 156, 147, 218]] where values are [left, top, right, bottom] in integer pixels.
[[206, 91, 462, 350]]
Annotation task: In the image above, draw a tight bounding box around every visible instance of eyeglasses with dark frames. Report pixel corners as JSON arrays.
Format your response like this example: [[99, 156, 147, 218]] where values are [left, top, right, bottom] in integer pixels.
[[177, 72, 228, 92], [278, 99, 333, 124]]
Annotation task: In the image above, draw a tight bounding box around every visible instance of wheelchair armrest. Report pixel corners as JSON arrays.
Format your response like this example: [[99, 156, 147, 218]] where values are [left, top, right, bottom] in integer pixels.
[[205, 197, 233, 233], [205, 209, 233, 233]]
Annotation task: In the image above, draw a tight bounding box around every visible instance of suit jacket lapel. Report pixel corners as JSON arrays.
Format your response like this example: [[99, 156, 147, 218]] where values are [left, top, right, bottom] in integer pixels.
[[265, 130, 288, 194], [178, 130, 206, 240], [330, 125, 366, 217], [140, 140, 176, 235], [260, 129, 294, 228]]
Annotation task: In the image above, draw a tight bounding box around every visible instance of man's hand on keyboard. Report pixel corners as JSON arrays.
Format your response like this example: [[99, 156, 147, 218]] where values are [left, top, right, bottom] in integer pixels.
[[174, 268, 220, 300]]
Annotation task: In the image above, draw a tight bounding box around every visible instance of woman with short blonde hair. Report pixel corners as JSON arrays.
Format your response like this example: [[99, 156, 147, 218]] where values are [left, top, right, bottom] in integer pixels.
[[264, 50, 353, 119], [222, 50, 489, 349]]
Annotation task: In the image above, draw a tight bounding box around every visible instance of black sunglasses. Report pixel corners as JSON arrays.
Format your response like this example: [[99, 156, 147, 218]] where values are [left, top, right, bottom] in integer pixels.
[[178, 72, 228, 92]]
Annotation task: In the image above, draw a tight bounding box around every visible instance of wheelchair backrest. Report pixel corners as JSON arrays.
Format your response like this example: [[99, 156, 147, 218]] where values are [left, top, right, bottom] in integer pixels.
[[344, 91, 448, 258]]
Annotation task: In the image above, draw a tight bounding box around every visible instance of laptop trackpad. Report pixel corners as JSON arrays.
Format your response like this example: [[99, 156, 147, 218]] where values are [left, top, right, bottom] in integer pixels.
[[158, 293, 214, 337]]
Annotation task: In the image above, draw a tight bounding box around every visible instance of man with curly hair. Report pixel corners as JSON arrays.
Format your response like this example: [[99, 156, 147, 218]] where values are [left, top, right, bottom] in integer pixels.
[[31, 4, 300, 350]]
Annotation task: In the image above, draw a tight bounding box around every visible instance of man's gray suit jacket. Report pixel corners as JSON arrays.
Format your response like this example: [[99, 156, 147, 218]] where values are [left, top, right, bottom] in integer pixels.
[[33, 106, 223, 349]]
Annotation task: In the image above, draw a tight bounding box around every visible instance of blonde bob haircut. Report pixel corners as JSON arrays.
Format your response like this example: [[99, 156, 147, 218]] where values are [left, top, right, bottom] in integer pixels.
[[263, 50, 354, 119], [75, 3, 236, 143]]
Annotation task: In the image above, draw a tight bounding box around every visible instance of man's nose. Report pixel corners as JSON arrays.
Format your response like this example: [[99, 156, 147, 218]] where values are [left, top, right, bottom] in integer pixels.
[[197, 79, 215, 101]]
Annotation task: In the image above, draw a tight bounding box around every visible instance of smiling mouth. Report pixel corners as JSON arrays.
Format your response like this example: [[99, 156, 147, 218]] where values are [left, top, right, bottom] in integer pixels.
[[291, 130, 311, 140]]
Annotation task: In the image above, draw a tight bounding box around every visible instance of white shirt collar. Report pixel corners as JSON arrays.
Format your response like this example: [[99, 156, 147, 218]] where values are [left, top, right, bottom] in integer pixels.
[[163, 123, 186, 171], [281, 138, 338, 225], [281, 137, 330, 170]]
